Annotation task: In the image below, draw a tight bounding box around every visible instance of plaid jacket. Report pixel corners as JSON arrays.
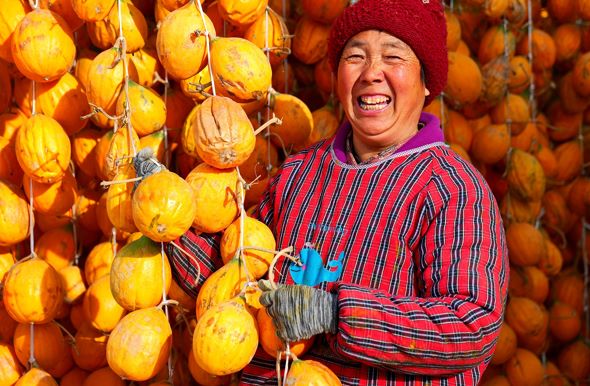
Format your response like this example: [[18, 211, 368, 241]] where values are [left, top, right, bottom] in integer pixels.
[[167, 114, 509, 385]]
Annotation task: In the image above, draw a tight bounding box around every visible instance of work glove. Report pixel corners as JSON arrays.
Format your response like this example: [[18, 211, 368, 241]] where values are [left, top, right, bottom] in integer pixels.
[[258, 280, 338, 342], [133, 148, 165, 189]]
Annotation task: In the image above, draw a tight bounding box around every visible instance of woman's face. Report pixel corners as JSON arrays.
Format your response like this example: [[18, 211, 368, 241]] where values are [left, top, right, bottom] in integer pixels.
[[336, 30, 429, 147]]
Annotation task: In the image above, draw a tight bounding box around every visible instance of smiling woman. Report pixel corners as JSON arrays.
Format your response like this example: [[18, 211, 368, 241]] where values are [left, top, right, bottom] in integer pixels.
[[336, 30, 428, 160], [168, 0, 509, 385]]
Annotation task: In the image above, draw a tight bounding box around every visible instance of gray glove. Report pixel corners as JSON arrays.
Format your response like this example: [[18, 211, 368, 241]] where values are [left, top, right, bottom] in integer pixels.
[[258, 280, 338, 342], [133, 148, 165, 189]]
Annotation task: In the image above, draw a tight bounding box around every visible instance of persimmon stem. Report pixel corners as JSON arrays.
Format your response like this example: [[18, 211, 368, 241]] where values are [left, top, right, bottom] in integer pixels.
[[157, 299, 179, 310], [99, 177, 142, 187], [254, 115, 282, 136], [267, 246, 296, 288]]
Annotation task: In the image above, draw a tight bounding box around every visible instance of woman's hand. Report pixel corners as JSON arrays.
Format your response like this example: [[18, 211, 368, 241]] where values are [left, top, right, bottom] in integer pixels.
[[258, 280, 338, 342]]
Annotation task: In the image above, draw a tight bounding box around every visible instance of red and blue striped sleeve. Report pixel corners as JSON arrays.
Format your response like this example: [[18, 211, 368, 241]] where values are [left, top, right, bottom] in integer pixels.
[[329, 158, 509, 376], [166, 231, 223, 298]]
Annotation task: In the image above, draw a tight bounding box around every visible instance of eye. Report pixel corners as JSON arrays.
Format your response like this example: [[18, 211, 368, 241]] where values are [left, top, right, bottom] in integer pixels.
[[344, 54, 364, 62]]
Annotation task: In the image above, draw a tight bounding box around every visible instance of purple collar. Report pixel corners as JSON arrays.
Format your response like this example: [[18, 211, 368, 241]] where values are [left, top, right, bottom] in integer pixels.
[[332, 112, 444, 164]]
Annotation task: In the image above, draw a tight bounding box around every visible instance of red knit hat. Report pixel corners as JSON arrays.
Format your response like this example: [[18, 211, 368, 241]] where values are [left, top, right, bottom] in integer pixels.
[[328, 0, 448, 106]]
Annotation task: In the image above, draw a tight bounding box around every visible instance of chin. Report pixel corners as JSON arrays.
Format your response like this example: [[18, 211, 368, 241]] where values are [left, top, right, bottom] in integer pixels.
[[351, 119, 391, 135], [352, 127, 391, 143]]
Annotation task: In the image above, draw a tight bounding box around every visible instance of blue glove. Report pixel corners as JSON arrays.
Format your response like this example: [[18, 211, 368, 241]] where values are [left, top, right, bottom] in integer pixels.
[[258, 280, 338, 342]]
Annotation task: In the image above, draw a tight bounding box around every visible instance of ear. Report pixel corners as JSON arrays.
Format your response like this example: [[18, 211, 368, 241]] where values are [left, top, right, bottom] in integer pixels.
[[424, 86, 430, 97]]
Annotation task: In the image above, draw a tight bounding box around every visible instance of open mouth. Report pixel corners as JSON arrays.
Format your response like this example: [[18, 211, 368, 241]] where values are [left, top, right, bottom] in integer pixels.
[[357, 95, 391, 111]]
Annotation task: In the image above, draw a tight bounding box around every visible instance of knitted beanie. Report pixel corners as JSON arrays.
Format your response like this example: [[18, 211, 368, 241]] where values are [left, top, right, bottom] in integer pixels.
[[328, 0, 448, 106]]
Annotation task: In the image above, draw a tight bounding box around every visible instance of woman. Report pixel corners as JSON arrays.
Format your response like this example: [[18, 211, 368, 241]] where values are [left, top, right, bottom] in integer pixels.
[[169, 0, 508, 384]]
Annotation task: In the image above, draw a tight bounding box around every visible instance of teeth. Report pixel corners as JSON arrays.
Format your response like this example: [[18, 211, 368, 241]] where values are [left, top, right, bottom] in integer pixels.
[[360, 104, 386, 110], [360, 96, 390, 104], [358, 95, 390, 110]]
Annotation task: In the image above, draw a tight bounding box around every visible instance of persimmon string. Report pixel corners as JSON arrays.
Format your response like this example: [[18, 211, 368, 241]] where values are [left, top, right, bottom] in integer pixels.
[[195, 0, 217, 96], [276, 351, 283, 386], [67, 161, 81, 265], [162, 71, 170, 167], [526, 0, 537, 122], [283, 342, 292, 385], [264, 6, 276, 175], [53, 320, 77, 352], [582, 220, 590, 341], [28, 178, 36, 259], [30, 81, 36, 116], [266, 88, 274, 172], [71, 201, 81, 266], [275, 342, 295, 386], [580, 112, 590, 343], [160, 241, 174, 381], [28, 322, 36, 369], [114, 0, 137, 156], [501, 18, 512, 137], [111, 227, 118, 260], [160, 243, 169, 307], [264, 7, 271, 63], [501, 17, 514, 222], [235, 168, 254, 286], [281, 0, 290, 96]]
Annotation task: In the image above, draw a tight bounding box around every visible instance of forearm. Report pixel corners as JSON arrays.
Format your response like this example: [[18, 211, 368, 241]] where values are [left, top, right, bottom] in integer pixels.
[[330, 282, 504, 376]]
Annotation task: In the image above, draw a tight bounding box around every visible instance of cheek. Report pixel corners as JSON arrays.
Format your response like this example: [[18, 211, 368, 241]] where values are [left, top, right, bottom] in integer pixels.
[[387, 67, 423, 94], [336, 70, 355, 101]]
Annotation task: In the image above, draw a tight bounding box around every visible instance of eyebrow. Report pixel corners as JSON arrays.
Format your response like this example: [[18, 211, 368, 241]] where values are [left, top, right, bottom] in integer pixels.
[[344, 39, 407, 51]]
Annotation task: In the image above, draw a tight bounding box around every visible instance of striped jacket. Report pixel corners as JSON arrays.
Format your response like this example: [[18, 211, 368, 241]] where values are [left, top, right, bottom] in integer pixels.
[[168, 113, 509, 385]]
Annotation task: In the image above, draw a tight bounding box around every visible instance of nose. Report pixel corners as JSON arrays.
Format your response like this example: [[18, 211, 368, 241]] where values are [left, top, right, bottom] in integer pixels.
[[360, 57, 385, 83]]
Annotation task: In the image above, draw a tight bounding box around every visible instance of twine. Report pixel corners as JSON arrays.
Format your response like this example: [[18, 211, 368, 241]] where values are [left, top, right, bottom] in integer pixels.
[[160, 242, 169, 308], [501, 17, 514, 221], [53, 320, 79, 356], [275, 344, 297, 386], [28, 323, 37, 369], [526, 0, 537, 121], [580, 112, 590, 343], [28, 178, 36, 259], [264, 7, 271, 63], [582, 220, 590, 343], [195, 1, 217, 96], [161, 241, 174, 382], [501, 18, 513, 137], [266, 89, 275, 172], [71, 201, 81, 266], [31, 81, 37, 116], [163, 71, 170, 167], [116, 0, 130, 131], [235, 168, 254, 286], [111, 227, 118, 259]]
